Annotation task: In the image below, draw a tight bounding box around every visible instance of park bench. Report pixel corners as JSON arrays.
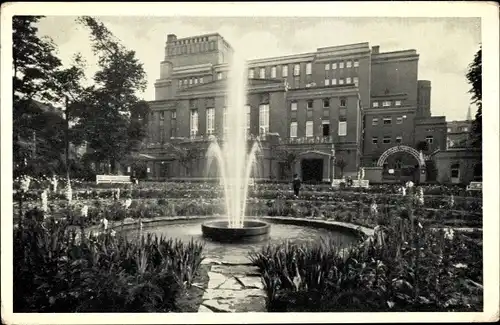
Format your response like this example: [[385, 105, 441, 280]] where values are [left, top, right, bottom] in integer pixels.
[[96, 175, 132, 185], [466, 181, 482, 191], [331, 179, 369, 188], [352, 179, 370, 188]]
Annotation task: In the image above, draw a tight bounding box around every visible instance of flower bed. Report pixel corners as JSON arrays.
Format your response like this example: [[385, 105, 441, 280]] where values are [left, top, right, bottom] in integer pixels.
[[249, 216, 483, 312], [14, 177, 482, 198], [13, 211, 206, 312], [15, 186, 482, 215], [15, 193, 482, 231]]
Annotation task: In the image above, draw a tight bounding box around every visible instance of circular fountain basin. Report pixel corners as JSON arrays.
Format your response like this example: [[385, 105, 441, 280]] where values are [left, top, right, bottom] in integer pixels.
[[119, 217, 363, 261], [201, 219, 271, 243]]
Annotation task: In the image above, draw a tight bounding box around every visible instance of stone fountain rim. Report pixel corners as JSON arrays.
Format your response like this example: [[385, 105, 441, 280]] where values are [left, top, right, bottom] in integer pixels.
[[201, 219, 270, 230], [109, 215, 374, 239]]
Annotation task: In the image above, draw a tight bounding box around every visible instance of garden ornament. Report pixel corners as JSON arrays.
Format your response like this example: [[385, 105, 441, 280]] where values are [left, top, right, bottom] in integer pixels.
[[20, 175, 31, 192], [52, 175, 58, 192], [41, 189, 49, 213], [65, 183, 72, 204], [123, 198, 132, 209], [100, 217, 108, 231], [81, 205, 89, 218]]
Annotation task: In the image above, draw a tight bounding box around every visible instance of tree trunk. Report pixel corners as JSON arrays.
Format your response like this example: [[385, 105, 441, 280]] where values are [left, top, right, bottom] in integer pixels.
[[111, 159, 116, 174]]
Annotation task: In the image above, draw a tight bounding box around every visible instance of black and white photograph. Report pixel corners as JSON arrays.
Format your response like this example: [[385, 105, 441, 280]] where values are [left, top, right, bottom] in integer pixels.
[[1, 2, 498, 324]]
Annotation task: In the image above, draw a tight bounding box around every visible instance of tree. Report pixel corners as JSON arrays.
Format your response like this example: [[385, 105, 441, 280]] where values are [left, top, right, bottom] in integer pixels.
[[12, 16, 87, 177], [335, 157, 347, 178], [12, 16, 62, 103], [466, 46, 482, 149], [127, 100, 151, 153], [13, 16, 61, 171], [274, 147, 297, 179], [174, 147, 200, 177], [74, 16, 149, 173]]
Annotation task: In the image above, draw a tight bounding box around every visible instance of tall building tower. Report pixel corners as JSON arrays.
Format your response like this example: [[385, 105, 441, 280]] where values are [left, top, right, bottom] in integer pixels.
[[466, 105, 473, 121], [417, 80, 432, 118]]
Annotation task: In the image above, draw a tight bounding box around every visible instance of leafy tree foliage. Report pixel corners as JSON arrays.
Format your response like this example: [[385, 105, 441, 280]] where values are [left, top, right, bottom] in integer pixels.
[[12, 16, 62, 103], [335, 157, 348, 178], [172, 146, 200, 176], [466, 46, 482, 149], [12, 16, 86, 176], [415, 141, 429, 152], [74, 16, 150, 173], [274, 147, 298, 179]]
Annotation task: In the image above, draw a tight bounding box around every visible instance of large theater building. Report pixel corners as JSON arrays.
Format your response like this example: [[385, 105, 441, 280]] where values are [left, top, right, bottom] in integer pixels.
[[140, 33, 452, 183]]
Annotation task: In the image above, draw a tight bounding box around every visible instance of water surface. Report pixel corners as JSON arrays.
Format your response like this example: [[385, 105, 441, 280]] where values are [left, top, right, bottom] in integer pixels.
[[123, 220, 359, 260]]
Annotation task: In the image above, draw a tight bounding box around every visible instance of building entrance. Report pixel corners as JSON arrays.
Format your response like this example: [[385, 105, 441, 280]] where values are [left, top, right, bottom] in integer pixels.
[[301, 158, 323, 182]]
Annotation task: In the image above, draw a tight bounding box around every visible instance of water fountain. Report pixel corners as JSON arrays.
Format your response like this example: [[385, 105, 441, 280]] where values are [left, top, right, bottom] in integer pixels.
[[202, 54, 271, 243]]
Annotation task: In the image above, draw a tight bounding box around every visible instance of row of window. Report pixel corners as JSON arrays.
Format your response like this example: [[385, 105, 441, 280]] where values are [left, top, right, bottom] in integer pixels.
[[372, 100, 402, 108], [371, 116, 405, 126], [162, 104, 348, 139], [249, 63, 312, 79], [156, 111, 177, 140], [178, 77, 205, 88], [447, 126, 469, 133], [158, 111, 176, 120], [289, 120, 347, 138], [168, 40, 216, 56], [248, 59, 360, 79], [371, 135, 434, 145], [372, 136, 403, 145], [291, 98, 347, 111], [173, 37, 210, 45], [325, 77, 359, 86], [179, 73, 359, 90], [188, 104, 270, 137], [324, 60, 359, 70]]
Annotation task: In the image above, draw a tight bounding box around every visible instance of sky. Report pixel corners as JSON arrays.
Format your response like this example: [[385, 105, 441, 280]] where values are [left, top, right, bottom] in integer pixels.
[[36, 16, 481, 121]]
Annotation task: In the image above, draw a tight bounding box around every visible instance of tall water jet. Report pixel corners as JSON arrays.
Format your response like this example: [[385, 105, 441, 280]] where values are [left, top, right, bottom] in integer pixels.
[[202, 52, 270, 242]]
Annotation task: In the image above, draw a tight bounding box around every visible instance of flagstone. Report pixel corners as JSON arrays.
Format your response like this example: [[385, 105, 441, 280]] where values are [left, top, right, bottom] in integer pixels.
[[211, 265, 260, 276], [203, 288, 266, 300], [217, 277, 243, 290], [235, 276, 264, 289], [207, 271, 228, 289]]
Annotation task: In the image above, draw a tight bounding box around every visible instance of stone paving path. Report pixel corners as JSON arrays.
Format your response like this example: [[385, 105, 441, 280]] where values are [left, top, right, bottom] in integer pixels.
[[198, 256, 266, 313]]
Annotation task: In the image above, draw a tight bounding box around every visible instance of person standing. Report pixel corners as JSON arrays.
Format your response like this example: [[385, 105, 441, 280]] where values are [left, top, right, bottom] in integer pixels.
[[292, 174, 301, 198]]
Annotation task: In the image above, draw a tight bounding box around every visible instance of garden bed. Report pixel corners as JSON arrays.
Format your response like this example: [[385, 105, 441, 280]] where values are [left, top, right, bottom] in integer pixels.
[[174, 264, 210, 312], [249, 216, 483, 312], [14, 193, 483, 230], [13, 211, 208, 312]]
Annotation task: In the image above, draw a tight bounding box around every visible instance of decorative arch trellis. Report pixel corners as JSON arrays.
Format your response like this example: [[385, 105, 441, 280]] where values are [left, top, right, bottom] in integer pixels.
[[377, 145, 426, 168]]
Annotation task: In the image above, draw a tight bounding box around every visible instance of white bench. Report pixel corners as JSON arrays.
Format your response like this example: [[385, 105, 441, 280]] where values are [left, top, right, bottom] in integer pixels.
[[466, 181, 482, 191], [331, 179, 369, 188], [96, 175, 131, 184], [352, 179, 370, 188]]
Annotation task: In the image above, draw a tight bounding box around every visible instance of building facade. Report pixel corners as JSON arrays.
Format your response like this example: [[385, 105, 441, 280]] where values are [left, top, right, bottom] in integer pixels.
[[446, 120, 473, 149], [140, 33, 453, 183]]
